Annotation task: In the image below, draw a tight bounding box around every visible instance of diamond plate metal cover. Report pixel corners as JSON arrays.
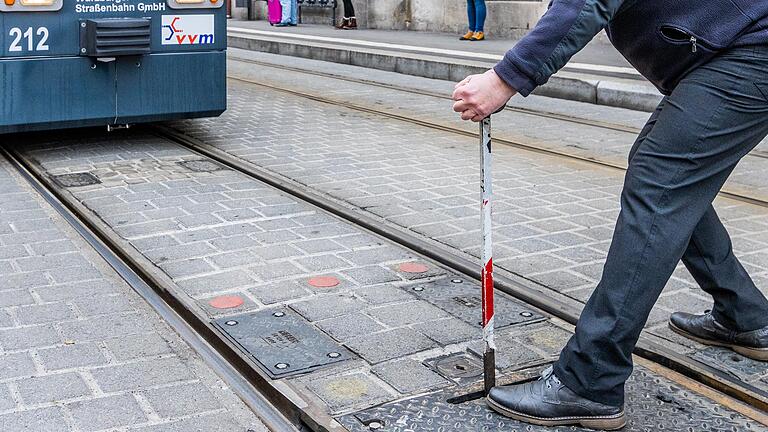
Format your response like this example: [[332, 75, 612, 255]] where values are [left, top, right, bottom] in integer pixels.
[[51, 172, 101, 188], [339, 367, 763, 431], [405, 278, 544, 329], [213, 309, 354, 378], [693, 346, 768, 390]]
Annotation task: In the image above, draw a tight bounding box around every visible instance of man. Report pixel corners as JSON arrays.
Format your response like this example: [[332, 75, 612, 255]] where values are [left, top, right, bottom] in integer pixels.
[[453, 1, 768, 429]]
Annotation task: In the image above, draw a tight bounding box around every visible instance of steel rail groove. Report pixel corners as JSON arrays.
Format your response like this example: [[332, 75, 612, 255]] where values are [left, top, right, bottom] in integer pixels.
[[155, 125, 768, 420]]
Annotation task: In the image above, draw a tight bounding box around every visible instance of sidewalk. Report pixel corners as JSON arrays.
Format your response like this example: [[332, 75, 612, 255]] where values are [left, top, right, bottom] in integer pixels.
[[227, 20, 663, 112], [0, 158, 268, 430]]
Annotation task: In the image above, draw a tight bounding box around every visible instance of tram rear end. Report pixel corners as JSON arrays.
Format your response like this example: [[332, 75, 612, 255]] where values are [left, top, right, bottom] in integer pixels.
[[0, 0, 226, 133]]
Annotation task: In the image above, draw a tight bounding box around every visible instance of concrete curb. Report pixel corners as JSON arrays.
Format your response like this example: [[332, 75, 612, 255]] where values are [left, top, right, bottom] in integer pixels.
[[228, 30, 663, 112]]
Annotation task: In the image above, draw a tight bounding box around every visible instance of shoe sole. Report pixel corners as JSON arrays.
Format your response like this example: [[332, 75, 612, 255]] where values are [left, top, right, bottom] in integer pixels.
[[486, 397, 627, 430], [668, 322, 768, 361]]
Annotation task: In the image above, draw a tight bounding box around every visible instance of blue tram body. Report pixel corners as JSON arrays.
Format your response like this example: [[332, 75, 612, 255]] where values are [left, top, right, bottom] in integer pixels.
[[0, 0, 226, 133]]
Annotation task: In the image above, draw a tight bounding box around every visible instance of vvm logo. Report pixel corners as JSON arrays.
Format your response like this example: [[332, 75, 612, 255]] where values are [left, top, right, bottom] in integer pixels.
[[162, 15, 215, 45]]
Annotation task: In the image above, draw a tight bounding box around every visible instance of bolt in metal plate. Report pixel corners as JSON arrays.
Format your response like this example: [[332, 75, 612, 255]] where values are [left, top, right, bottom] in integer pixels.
[[177, 159, 226, 173], [692, 347, 767, 388], [213, 309, 354, 378], [338, 366, 760, 431], [405, 278, 544, 329], [51, 172, 101, 188]]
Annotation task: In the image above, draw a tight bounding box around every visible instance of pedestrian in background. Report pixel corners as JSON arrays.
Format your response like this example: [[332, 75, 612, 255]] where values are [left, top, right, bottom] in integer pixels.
[[276, 0, 297, 27], [337, 0, 357, 29], [460, 0, 486, 41]]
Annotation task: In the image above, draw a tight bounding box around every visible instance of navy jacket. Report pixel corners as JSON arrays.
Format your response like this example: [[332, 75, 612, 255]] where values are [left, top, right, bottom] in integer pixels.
[[494, 0, 768, 96]]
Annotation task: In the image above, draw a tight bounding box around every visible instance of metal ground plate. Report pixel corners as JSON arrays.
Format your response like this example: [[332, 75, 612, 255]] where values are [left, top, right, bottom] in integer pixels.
[[213, 309, 354, 378], [339, 366, 765, 431], [693, 346, 768, 391], [405, 278, 544, 329], [51, 172, 101, 188]]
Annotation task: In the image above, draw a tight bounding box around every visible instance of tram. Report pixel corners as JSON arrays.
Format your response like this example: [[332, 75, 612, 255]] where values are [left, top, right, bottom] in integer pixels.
[[0, 0, 226, 133]]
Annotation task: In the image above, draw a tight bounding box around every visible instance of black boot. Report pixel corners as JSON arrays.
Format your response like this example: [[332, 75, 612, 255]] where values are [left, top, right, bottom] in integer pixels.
[[670, 311, 768, 361], [336, 18, 349, 29], [487, 367, 626, 430]]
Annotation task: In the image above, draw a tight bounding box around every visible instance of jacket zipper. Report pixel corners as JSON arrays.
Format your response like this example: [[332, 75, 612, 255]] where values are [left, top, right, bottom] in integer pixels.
[[690, 36, 698, 53]]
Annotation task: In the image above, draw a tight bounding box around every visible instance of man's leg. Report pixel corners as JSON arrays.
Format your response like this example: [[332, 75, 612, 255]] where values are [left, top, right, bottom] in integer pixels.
[[629, 100, 768, 333], [553, 45, 768, 407]]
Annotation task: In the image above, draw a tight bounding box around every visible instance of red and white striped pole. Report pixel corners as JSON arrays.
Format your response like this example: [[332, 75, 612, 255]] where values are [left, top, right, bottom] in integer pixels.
[[480, 115, 496, 395]]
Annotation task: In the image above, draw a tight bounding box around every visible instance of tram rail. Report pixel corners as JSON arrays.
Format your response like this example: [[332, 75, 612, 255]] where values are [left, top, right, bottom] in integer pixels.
[[3, 125, 766, 430], [228, 55, 768, 162]]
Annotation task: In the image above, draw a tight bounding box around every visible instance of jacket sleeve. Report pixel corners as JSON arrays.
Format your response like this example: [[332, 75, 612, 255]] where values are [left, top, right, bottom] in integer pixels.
[[494, 0, 625, 96]]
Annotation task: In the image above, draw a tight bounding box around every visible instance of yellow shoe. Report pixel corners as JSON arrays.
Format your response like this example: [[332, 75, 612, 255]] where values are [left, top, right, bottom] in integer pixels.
[[459, 30, 475, 41], [471, 31, 485, 41]]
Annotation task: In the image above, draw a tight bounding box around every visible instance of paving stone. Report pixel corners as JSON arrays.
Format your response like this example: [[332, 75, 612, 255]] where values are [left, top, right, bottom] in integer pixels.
[[342, 265, 401, 285], [0, 407, 68, 432], [0, 289, 36, 308], [133, 413, 251, 432], [372, 359, 452, 394], [353, 284, 416, 305], [177, 270, 256, 296], [316, 313, 387, 342], [0, 309, 14, 328], [15, 302, 76, 326], [48, 265, 103, 284], [250, 261, 305, 281], [367, 301, 449, 327], [69, 394, 147, 431], [294, 255, 351, 273], [0, 352, 37, 380], [0, 384, 14, 411], [91, 357, 195, 392], [0, 324, 61, 350], [143, 382, 222, 418], [37, 342, 109, 371], [290, 293, 368, 322], [103, 333, 173, 361], [16, 372, 91, 404], [346, 328, 438, 364], [0, 272, 49, 291], [34, 279, 119, 302], [72, 294, 136, 317], [249, 281, 312, 305], [305, 372, 392, 413], [412, 317, 478, 346], [58, 314, 153, 342]]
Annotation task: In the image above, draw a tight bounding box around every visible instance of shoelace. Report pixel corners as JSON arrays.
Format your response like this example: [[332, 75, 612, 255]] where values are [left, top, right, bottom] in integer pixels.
[[540, 366, 561, 389]]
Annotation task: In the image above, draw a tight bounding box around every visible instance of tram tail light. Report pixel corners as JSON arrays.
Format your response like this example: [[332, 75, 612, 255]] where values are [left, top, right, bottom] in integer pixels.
[[174, 0, 205, 4], [19, 0, 55, 5], [4, 0, 14, 6]]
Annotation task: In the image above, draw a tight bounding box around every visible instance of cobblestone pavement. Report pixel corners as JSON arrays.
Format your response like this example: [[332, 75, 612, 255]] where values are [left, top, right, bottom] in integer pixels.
[[18, 133, 764, 430], [0, 158, 267, 431], [224, 49, 768, 199], [169, 50, 768, 392]]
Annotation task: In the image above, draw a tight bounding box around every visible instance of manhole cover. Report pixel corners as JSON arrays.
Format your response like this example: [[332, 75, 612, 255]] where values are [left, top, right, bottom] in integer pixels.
[[51, 172, 101, 188], [177, 159, 226, 173], [213, 309, 354, 378], [406, 278, 544, 329], [425, 353, 483, 382]]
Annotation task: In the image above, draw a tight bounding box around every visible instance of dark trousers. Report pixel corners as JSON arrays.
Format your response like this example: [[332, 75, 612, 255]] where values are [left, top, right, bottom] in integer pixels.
[[341, 0, 354, 18], [554, 45, 768, 406]]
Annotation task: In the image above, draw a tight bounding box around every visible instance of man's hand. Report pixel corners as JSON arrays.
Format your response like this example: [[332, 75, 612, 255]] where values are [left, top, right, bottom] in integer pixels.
[[452, 69, 517, 122]]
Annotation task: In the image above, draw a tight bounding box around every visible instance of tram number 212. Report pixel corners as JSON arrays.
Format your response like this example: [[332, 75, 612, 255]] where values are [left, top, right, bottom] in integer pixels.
[[8, 27, 50, 52]]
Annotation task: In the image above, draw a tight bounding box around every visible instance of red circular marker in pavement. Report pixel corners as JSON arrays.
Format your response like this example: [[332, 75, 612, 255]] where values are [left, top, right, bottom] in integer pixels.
[[308, 276, 340, 288], [399, 262, 429, 274], [208, 295, 245, 309]]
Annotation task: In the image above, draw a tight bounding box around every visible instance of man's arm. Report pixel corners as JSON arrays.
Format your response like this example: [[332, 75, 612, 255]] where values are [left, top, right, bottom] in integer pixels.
[[494, 0, 625, 96]]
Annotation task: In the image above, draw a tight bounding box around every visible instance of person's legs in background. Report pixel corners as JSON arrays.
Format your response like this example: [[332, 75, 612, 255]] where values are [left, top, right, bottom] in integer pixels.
[[460, 0, 476, 40], [277, 0, 291, 25], [471, 0, 486, 40], [289, 0, 298, 25], [341, 0, 357, 29]]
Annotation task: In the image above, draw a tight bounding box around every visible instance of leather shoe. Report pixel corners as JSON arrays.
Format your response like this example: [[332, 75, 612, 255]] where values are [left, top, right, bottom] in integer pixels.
[[486, 367, 626, 430], [669, 311, 768, 361]]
